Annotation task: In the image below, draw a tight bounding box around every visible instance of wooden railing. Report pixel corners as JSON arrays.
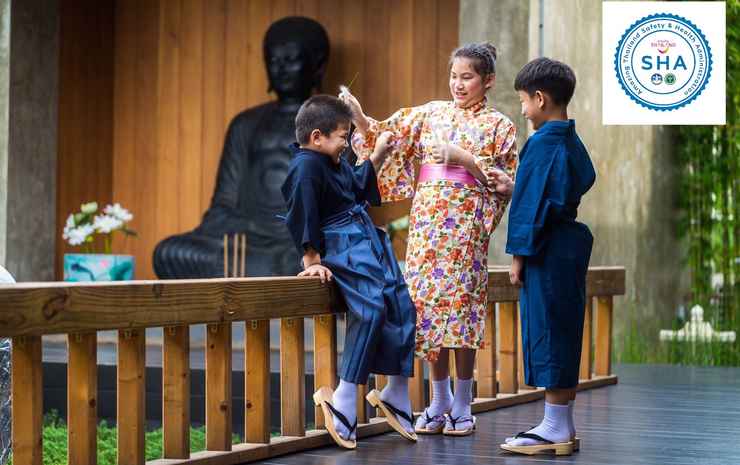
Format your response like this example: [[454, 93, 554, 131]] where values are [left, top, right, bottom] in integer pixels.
[[0, 266, 625, 465]]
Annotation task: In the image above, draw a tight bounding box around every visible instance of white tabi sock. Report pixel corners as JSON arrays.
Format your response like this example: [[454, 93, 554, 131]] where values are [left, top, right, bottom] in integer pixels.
[[449, 377, 474, 429], [428, 376, 453, 417], [380, 375, 414, 433], [332, 378, 357, 440], [507, 402, 572, 446]]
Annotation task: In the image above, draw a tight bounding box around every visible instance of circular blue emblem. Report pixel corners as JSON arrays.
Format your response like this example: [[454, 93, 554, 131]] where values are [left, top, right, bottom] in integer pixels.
[[614, 13, 712, 111]]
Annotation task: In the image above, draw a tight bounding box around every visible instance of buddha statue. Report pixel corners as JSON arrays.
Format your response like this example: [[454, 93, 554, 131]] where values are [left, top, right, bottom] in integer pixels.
[[153, 17, 330, 278]]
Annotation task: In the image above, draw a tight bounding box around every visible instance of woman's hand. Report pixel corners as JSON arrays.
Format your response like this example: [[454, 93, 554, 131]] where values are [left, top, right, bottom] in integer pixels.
[[431, 143, 463, 165], [509, 255, 524, 286], [490, 169, 514, 198], [338, 88, 369, 134], [298, 264, 333, 284], [370, 131, 394, 172]]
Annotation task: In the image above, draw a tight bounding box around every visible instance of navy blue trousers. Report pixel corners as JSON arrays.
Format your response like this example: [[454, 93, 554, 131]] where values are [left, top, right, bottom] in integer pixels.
[[321, 204, 416, 385], [520, 223, 593, 389]]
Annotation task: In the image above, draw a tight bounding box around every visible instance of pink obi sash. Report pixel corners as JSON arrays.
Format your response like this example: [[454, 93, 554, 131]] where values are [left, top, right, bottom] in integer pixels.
[[418, 163, 478, 187]]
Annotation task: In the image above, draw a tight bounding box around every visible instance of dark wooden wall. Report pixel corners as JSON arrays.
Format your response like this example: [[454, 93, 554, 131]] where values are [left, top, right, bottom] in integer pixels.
[[57, 0, 459, 279]]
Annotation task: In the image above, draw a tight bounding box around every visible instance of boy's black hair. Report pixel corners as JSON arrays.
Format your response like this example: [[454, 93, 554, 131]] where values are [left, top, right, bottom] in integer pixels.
[[514, 57, 576, 106], [295, 95, 352, 144]]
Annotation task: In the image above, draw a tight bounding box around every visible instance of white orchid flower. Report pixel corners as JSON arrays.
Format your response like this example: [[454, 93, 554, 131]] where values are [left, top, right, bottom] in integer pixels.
[[94, 215, 123, 234], [103, 203, 133, 222]]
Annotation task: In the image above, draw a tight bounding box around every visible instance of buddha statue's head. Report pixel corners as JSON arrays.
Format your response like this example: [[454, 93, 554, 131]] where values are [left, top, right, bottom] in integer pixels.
[[263, 17, 330, 103]]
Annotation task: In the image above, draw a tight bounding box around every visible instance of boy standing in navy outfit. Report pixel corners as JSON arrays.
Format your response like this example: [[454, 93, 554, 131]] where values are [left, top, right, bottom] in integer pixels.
[[501, 58, 596, 456], [281, 95, 417, 449]]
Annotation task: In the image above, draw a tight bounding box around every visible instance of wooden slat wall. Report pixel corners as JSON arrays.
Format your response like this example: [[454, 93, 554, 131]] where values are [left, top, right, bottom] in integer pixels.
[[56, 0, 115, 279], [58, 0, 460, 279]]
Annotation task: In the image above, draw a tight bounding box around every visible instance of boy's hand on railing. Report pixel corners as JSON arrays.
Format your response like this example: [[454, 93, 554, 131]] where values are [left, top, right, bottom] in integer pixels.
[[298, 264, 333, 284], [509, 255, 524, 286]]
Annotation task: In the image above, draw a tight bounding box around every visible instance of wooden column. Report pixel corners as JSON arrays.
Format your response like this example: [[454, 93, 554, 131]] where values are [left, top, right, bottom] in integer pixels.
[[476, 302, 497, 398], [356, 384, 369, 424], [409, 358, 426, 411], [374, 375, 387, 416], [595, 296, 613, 376], [68, 333, 97, 465], [280, 317, 305, 436], [579, 299, 594, 380], [245, 319, 270, 443], [517, 303, 533, 389], [313, 314, 337, 429], [118, 329, 145, 465], [206, 322, 232, 451], [163, 325, 190, 458], [12, 336, 43, 465], [498, 302, 518, 394]]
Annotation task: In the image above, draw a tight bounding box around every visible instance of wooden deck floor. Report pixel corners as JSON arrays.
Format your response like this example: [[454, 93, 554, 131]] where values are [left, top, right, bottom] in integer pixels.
[[250, 364, 740, 465]]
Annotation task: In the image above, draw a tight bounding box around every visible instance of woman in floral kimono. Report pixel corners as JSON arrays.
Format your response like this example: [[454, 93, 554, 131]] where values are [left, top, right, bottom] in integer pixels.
[[342, 42, 518, 436]]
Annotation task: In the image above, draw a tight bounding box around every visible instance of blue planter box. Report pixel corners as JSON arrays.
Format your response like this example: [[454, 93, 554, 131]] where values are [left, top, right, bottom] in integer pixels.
[[63, 253, 135, 281]]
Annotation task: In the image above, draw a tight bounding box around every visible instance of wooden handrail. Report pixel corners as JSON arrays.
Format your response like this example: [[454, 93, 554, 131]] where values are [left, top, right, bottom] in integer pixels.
[[0, 267, 623, 337], [1, 266, 625, 465]]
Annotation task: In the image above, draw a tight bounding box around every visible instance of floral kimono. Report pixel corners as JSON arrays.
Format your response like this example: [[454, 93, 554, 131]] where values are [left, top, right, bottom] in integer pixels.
[[352, 98, 518, 361]]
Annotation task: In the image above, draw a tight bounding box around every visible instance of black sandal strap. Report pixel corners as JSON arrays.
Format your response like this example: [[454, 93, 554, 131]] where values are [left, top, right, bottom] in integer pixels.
[[514, 432, 554, 444], [448, 415, 474, 429], [380, 399, 414, 424], [323, 400, 358, 433]]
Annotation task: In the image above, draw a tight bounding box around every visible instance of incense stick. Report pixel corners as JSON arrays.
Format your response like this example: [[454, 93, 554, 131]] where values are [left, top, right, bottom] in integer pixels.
[[339, 71, 360, 97]]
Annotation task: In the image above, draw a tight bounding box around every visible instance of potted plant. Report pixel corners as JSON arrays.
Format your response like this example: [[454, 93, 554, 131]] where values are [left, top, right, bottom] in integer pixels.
[[62, 202, 137, 281]]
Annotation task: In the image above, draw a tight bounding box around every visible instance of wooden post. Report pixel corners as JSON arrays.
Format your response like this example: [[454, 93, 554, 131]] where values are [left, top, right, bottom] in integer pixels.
[[245, 319, 271, 443], [375, 374, 387, 390], [118, 329, 145, 465], [68, 333, 97, 465], [375, 375, 387, 416], [579, 299, 594, 380], [356, 384, 369, 424], [498, 302, 518, 394], [280, 317, 305, 436], [476, 302, 497, 398], [409, 358, 425, 412], [232, 234, 238, 278], [163, 325, 190, 458], [595, 296, 613, 376], [313, 314, 337, 429], [223, 234, 228, 277], [12, 336, 42, 465], [240, 234, 247, 277], [206, 323, 232, 450], [517, 303, 533, 389]]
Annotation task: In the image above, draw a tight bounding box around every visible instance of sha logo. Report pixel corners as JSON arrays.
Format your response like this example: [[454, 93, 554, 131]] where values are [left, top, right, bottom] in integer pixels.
[[614, 13, 712, 111]]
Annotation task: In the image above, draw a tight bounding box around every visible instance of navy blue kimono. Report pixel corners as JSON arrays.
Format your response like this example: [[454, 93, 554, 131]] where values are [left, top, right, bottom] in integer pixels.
[[505, 120, 596, 389], [281, 143, 416, 384]]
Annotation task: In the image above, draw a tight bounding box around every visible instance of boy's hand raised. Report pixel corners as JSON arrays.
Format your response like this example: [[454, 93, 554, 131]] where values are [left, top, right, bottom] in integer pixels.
[[298, 263, 333, 284]]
